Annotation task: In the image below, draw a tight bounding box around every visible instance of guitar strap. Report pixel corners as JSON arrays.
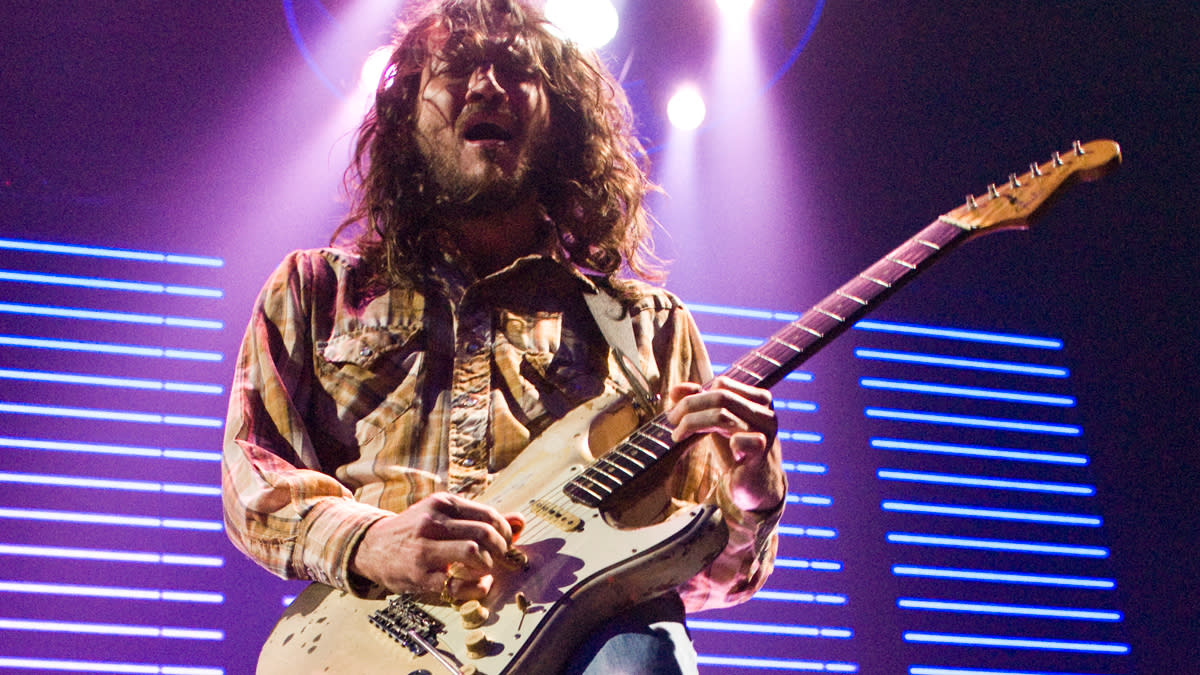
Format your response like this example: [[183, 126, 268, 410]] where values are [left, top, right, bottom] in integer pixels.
[[582, 285, 659, 416]]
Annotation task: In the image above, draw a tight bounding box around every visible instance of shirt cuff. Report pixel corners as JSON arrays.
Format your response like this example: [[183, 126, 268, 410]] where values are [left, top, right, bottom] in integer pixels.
[[293, 497, 391, 596]]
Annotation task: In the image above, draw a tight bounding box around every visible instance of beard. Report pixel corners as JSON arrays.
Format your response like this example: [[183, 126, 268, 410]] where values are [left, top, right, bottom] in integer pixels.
[[420, 138, 548, 220]]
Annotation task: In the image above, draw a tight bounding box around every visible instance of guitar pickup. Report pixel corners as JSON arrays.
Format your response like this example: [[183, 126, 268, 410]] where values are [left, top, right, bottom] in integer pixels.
[[530, 499, 583, 532]]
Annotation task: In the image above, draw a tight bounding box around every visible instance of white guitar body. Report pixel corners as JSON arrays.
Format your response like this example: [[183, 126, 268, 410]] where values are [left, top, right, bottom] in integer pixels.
[[258, 391, 729, 675]]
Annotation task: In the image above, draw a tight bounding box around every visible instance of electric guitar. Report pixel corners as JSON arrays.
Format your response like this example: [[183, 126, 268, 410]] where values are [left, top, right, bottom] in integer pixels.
[[257, 140, 1121, 675]]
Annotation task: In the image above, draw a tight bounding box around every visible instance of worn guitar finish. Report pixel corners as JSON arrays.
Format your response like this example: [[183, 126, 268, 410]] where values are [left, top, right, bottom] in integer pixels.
[[257, 140, 1121, 675]]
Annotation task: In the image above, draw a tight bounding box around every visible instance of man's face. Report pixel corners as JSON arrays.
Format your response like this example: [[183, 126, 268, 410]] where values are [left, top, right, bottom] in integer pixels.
[[413, 36, 552, 214]]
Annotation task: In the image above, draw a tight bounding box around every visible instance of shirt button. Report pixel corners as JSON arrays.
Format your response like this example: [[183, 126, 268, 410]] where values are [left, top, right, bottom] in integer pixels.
[[359, 346, 372, 357], [461, 458, 476, 467]]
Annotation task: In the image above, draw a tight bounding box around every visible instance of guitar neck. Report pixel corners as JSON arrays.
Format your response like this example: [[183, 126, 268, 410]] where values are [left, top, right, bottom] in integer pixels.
[[564, 217, 973, 508]]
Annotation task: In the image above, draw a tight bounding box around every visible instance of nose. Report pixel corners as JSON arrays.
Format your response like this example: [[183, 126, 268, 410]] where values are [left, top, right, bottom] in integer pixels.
[[466, 64, 508, 104]]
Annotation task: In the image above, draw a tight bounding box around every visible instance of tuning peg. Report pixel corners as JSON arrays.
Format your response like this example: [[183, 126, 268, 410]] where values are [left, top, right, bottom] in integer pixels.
[[965, 194, 978, 210], [1030, 162, 1043, 177], [1052, 151, 1064, 167], [987, 183, 1000, 199], [1008, 173, 1021, 188], [1073, 140, 1085, 155]]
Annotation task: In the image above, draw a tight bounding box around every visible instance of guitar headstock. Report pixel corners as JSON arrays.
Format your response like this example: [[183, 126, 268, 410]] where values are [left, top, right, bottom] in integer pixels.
[[941, 139, 1121, 234]]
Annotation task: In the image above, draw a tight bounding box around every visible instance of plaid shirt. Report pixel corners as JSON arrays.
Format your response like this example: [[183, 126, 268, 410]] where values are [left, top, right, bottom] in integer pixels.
[[222, 244, 781, 612]]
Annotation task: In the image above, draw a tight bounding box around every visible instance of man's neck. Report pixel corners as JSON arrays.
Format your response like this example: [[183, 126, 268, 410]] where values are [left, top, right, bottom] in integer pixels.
[[439, 197, 546, 278]]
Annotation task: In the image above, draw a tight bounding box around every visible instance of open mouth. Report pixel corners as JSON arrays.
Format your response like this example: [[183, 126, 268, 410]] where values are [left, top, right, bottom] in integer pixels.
[[463, 122, 515, 143]]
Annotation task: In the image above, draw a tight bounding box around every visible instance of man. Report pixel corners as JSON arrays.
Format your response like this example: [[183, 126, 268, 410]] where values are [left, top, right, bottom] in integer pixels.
[[222, 0, 787, 672]]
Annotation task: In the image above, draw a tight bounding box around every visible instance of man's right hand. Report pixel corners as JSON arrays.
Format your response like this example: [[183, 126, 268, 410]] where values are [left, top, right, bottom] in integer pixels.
[[349, 492, 523, 602]]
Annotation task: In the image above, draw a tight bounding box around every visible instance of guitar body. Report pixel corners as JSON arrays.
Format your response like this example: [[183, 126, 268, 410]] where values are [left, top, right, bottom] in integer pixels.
[[258, 392, 730, 675]]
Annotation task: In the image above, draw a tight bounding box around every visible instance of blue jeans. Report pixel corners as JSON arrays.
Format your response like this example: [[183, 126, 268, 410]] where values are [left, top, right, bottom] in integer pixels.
[[562, 594, 699, 675]]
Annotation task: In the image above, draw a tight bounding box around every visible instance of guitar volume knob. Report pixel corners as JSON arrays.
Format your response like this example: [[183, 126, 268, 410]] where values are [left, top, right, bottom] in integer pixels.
[[458, 600, 490, 629]]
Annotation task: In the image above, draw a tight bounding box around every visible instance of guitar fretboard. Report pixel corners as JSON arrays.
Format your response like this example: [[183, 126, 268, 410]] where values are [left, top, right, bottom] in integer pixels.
[[563, 217, 973, 508]]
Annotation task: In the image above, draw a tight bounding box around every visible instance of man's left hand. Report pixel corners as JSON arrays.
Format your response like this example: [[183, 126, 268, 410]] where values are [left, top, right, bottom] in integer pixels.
[[665, 376, 787, 513]]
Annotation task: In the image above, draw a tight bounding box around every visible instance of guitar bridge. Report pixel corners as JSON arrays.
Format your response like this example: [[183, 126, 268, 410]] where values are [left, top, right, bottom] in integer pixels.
[[369, 595, 445, 655]]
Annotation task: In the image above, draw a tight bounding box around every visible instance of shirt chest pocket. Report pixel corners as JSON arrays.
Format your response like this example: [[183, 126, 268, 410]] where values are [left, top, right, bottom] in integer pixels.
[[494, 309, 606, 419], [316, 326, 423, 445]]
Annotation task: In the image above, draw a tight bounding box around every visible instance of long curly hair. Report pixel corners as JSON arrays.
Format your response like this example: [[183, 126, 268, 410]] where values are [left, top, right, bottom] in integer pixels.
[[335, 0, 661, 287]]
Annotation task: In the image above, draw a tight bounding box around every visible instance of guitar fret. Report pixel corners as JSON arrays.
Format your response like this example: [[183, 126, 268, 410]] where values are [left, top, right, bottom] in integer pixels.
[[836, 290, 869, 305], [885, 256, 918, 270], [859, 273, 891, 288], [798, 325, 824, 339], [915, 238, 942, 250], [814, 307, 846, 323], [610, 448, 647, 470], [597, 456, 634, 478], [747, 350, 783, 368], [726, 362, 760, 380]]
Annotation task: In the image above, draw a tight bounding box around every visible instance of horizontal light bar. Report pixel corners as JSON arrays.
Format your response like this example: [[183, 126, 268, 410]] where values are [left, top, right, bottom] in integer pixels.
[[877, 469, 1095, 495], [0, 436, 220, 461], [887, 532, 1108, 557], [892, 565, 1115, 589], [871, 438, 1088, 465], [0, 656, 223, 674], [689, 619, 852, 639], [882, 500, 1101, 526], [0, 580, 223, 604], [854, 320, 1063, 349], [0, 302, 223, 330], [0, 618, 223, 641], [866, 408, 1082, 436], [698, 655, 858, 672], [907, 662, 1113, 667], [0, 507, 222, 532], [704, 334, 769, 347], [0, 334, 223, 361], [776, 399, 819, 412], [0, 471, 219, 496], [713, 364, 814, 383], [780, 431, 824, 443], [903, 631, 1129, 654], [788, 494, 833, 506], [898, 598, 1122, 621], [774, 558, 842, 571], [783, 462, 828, 474], [0, 402, 222, 428], [778, 526, 837, 538], [0, 237, 224, 267], [0, 368, 223, 395], [754, 590, 847, 605], [0, 543, 222, 567], [688, 302, 801, 322], [0, 270, 222, 298], [854, 348, 1069, 377], [860, 378, 1075, 407]]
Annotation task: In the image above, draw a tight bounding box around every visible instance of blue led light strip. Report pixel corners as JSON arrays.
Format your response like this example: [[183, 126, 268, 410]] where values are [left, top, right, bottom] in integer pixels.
[[897, 598, 1122, 622], [753, 590, 847, 605], [0, 368, 223, 395], [882, 501, 1102, 526], [687, 302, 801, 322], [892, 565, 1115, 589], [912, 662, 1108, 667], [866, 408, 1081, 436], [0, 237, 224, 267], [697, 655, 858, 672], [775, 399, 819, 412], [788, 493, 833, 507], [887, 533, 1108, 558], [783, 461, 828, 474], [0, 657, 223, 674], [774, 558, 843, 571], [0, 302, 223, 330], [778, 527, 838, 539], [712, 364, 814, 383], [0, 580, 223, 604], [0, 437, 220, 462], [0, 618, 223, 641], [0, 402, 222, 428], [903, 632, 1129, 654], [0, 270, 223, 298], [0, 334, 222, 361], [780, 430, 824, 443], [871, 438, 1088, 465], [0, 471, 219, 496], [860, 378, 1075, 407], [0, 543, 222, 567], [854, 320, 1063, 349], [877, 469, 1095, 496], [854, 348, 1069, 378], [688, 619, 852, 639], [0, 507, 222, 532]]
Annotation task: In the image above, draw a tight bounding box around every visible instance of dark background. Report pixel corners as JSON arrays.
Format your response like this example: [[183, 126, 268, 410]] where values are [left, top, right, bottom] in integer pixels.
[[2, 0, 1196, 671]]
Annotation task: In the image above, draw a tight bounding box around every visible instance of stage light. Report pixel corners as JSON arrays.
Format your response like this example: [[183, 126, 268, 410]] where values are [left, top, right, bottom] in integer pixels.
[[544, 0, 619, 49], [358, 45, 393, 92], [715, 0, 756, 17], [667, 85, 707, 130]]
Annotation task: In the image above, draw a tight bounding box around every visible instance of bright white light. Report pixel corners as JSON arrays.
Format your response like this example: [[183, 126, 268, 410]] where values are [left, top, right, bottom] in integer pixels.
[[716, 0, 756, 17], [667, 85, 707, 130], [544, 0, 619, 49], [359, 46, 394, 92]]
